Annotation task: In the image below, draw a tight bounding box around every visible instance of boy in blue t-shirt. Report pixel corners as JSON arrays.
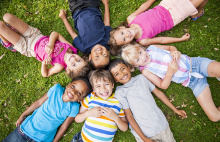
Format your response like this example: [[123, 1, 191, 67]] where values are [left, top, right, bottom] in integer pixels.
[[3, 77, 92, 142], [59, 0, 111, 69]]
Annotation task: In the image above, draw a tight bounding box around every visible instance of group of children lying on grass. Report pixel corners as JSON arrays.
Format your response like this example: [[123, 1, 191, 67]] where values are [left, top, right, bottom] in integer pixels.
[[1, 0, 219, 141]]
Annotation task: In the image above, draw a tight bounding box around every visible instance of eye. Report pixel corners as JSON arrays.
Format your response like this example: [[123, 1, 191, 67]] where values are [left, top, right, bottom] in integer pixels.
[[72, 85, 75, 88], [103, 53, 107, 56], [124, 38, 126, 42], [114, 73, 118, 76], [106, 83, 110, 86], [137, 59, 139, 62], [77, 92, 81, 96], [77, 59, 81, 62], [140, 51, 142, 55], [96, 85, 100, 88], [122, 32, 124, 35], [72, 63, 76, 67], [121, 67, 125, 70]]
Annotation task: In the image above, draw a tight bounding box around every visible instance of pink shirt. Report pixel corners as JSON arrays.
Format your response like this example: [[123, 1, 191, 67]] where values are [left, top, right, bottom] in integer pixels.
[[129, 5, 174, 41], [34, 36, 77, 69]]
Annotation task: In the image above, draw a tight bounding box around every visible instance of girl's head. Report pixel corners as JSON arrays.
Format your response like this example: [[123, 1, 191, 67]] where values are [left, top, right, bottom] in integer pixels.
[[121, 44, 151, 67], [65, 54, 92, 79], [109, 22, 135, 56]]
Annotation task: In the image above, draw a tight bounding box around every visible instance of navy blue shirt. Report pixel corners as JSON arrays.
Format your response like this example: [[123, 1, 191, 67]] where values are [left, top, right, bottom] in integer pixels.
[[73, 7, 112, 53]]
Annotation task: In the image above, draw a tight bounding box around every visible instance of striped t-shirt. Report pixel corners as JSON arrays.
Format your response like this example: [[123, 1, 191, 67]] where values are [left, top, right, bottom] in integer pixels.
[[81, 92, 125, 142]]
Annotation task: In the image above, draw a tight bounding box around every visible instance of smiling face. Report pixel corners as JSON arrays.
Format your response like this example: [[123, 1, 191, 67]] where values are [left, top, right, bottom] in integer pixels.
[[110, 63, 131, 84], [133, 47, 151, 67], [62, 80, 88, 102], [113, 27, 135, 45], [65, 53, 86, 72], [90, 44, 110, 69], [92, 78, 114, 100]]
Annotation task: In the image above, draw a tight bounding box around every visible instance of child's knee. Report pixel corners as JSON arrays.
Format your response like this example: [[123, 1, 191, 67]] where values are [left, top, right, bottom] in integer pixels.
[[3, 13, 14, 23]]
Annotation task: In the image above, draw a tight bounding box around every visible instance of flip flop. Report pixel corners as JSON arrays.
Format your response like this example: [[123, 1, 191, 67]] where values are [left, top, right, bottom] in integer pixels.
[[191, 9, 204, 21]]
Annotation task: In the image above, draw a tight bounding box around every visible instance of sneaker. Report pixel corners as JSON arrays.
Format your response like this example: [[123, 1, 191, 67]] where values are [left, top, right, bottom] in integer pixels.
[[217, 77, 220, 81]]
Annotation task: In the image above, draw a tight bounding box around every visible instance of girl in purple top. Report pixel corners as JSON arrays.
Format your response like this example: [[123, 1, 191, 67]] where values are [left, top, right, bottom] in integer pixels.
[[109, 0, 208, 55], [0, 13, 91, 79]]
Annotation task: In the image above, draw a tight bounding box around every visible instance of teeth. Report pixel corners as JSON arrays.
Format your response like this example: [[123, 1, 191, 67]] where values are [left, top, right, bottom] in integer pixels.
[[101, 92, 108, 96], [122, 75, 127, 80], [67, 92, 73, 99]]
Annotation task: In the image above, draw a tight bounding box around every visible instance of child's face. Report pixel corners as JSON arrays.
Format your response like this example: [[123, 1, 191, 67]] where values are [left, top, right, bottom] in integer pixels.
[[66, 54, 86, 72], [92, 78, 114, 100], [90, 44, 110, 68], [133, 47, 151, 67], [114, 27, 135, 45], [110, 63, 132, 84], [63, 80, 88, 102]]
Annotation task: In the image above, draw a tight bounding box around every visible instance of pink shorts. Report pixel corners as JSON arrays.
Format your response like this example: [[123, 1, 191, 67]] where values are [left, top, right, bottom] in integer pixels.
[[13, 26, 43, 57], [159, 0, 198, 26]]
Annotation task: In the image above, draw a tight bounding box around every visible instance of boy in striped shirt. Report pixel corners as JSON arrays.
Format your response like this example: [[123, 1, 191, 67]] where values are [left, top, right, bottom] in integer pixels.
[[72, 69, 128, 142]]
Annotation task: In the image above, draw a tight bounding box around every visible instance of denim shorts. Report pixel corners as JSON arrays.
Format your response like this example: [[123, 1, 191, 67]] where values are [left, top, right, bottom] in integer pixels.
[[71, 131, 83, 142], [3, 126, 35, 142], [188, 57, 214, 98]]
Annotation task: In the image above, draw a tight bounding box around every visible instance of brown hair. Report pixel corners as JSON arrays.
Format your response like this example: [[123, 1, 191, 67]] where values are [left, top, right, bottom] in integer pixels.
[[89, 69, 114, 88]]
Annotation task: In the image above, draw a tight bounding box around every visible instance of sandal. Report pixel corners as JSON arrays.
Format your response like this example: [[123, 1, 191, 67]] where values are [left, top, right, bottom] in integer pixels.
[[191, 9, 204, 21]]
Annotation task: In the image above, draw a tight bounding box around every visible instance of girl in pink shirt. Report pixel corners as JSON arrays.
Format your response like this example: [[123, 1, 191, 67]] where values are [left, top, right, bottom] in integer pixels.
[[109, 0, 208, 55], [0, 13, 90, 79]]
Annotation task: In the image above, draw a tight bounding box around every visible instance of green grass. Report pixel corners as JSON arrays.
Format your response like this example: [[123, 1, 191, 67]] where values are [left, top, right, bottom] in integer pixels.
[[0, 0, 219, 141]]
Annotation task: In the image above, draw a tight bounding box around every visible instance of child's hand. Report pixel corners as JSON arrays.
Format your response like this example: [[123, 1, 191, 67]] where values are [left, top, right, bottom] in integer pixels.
[[42, 57, 52, 65], [170, 51, 181, 61], [16, 115, 26, 127], [59, 9, 67, 20], [101, 107, 118, 121], [87, 106, 102, 118], [167, 60, 178, 74], [45, 44, 54, 57], [181, 33, 190, 41], [102, 0, 109, 5], [175, 109, 187, 119]]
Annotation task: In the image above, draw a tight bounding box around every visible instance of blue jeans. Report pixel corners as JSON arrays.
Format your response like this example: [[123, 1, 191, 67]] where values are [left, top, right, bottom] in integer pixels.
[[3, 126, 35, 142], [71, 131, 83, 142]]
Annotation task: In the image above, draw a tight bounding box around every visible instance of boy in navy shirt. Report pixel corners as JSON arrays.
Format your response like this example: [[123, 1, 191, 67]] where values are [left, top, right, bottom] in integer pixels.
[[3, 78, 92, 142], [59, 0, 111, 69]]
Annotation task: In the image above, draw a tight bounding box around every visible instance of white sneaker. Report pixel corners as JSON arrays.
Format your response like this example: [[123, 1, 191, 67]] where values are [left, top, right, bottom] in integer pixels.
[[217, 77, 220, 81]]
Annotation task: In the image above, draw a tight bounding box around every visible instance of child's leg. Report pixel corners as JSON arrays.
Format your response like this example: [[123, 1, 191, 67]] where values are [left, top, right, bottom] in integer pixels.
[[196, 86, 220, 122], [207, 61, 220, 77], [3, 13, 29, 35], [190, 0, 208, 18]]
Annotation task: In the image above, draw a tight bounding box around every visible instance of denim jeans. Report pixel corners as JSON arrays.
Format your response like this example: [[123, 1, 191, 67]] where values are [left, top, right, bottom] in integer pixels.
[[3, 126, 35, 142], [71, 131, 83, 142]]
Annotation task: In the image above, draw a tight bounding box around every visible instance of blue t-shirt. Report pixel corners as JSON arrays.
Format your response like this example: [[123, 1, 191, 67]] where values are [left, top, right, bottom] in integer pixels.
[[73, 7, 112, 53], [21, 84, 80, 142]]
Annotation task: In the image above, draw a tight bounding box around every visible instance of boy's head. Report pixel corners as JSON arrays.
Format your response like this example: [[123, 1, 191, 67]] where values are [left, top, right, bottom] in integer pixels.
[[89, 44, 110, 69], [63, 77, 92, 102], [66, 55, 92, 80], [121, 43, 149, 67], [89, 69, 114, 100], [108, 58, 132, 85]]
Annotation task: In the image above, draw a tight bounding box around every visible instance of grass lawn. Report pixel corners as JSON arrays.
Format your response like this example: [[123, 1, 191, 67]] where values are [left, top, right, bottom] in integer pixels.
[[0, 0, 219, 141]]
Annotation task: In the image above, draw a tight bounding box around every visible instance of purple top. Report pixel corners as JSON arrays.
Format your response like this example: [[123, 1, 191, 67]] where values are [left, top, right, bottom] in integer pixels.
[[129, 5, 174, 41], [34, 36, 78, 69]]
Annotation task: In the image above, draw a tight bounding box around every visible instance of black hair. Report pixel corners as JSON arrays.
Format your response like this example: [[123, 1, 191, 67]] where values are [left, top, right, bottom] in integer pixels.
[[108, 58, 128, 73]]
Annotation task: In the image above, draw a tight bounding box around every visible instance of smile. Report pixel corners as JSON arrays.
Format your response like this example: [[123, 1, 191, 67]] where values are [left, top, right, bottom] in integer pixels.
[[95, 47, 102, 52], [67, 92, 74, 99], [122, 74, 127, 80], [100, 92, 109, 96]]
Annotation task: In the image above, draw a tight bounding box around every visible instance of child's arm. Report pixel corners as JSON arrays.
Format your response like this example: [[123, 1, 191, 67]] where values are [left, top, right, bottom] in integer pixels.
[[139, 33, 190, 46], [101, 107, 128, 132], [142, 61, 178, 90], [102, 0, 110, 26], [127, 0, 156, 24], [124, 108, 154, 142], [152, 87, 187, 119], [53, 116, 75, 142], [75, 106, 102, 123], [16, 93, 48, 126], [59, 9, 78, 40]]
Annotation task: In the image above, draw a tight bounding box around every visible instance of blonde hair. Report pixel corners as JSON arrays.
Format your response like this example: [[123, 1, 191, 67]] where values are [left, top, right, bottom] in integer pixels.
[[121, 44, 145, 66]]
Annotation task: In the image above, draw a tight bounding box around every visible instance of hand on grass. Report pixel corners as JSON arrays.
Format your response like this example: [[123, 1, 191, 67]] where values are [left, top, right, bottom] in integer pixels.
[[170, 51, 181, 61], [87, 106, 102, 118], [16, 115, 26, 127], [181, 33, 190, 41], [175, 109, 187, 119], [42, 57, 52, 65], [59, 9, 67, 20]]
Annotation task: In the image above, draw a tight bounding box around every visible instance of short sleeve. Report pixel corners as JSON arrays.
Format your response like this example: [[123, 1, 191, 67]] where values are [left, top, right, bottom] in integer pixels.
[[72, 36, 83, 52], [81, 93, 92, 109], [118, 109, 125, 118], [104, 26, 112, 33], [145, 78, 155, 92], [115, 89, 130, 109], [47, 84, 62, 98], [68, 102, 80, 117]]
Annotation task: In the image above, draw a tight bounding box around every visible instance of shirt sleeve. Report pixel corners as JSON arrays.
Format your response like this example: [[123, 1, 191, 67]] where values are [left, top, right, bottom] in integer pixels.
[[118, 108, 125, 118], [115, 89, 130, 109], [68, 102, 80, 117], [145, 78, 155, 92], [105, 26, 112, 33], [81, 93, 92, 109], [47, 84, 61, 98], [72, 36, 83, 52]]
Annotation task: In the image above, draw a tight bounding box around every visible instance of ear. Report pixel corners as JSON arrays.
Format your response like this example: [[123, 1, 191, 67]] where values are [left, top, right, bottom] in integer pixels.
[[89, 54, 91, 61]]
